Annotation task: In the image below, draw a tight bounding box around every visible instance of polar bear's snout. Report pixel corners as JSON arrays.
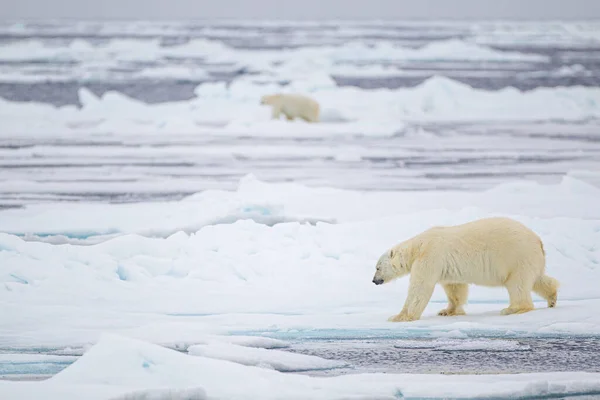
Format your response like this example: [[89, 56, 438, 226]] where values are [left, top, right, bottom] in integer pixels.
[[372, 277, 384, 285]]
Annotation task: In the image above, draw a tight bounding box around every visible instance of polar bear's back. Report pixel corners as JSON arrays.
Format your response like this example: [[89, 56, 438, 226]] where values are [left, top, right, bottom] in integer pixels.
[[280, 94, 320, 120], [415, 217, 545, 286]]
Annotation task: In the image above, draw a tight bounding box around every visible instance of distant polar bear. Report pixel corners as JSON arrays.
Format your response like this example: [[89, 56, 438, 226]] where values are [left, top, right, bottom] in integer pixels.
[[260, 93, 320, 123], [372, 217, 559, 322]]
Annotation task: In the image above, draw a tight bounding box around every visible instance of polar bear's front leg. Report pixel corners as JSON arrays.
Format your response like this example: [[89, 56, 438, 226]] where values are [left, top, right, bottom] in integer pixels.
[[389, 268, 436, 322], [271, 104, 282, 120]]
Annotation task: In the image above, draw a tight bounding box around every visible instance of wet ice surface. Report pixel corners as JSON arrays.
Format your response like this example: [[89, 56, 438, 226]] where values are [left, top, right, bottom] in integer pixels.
[[2, 336, 600, 380], [284, 337, 600, 376]]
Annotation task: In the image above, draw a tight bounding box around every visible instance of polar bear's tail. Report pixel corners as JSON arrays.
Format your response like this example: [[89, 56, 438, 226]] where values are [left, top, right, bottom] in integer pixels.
[[533, 275, 559, 308]]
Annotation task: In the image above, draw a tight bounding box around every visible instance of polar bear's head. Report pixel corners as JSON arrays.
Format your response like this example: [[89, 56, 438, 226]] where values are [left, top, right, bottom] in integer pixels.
[[372, 247, 408, 285], [260, 94, 280, 105]]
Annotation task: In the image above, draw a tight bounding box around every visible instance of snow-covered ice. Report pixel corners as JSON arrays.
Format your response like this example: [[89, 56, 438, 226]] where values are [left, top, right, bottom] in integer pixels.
[[1, 175, 599, 349], [3, 76, 600, 137], [1, 173, 599, 239]]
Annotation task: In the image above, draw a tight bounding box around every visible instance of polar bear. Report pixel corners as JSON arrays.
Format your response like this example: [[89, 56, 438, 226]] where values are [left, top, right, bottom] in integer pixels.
[[260, 93, 320, 123], [372, 217, 559, 322]]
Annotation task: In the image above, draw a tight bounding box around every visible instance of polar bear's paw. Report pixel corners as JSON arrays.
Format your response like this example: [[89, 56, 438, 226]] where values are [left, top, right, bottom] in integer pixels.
[[388, 312, 418, 322], [437, 307, 466, 317], [500, 306, 534, 316]]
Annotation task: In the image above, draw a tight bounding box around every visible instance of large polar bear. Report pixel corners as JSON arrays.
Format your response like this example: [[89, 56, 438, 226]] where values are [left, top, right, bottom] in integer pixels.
[[260, 93, 320, 123], [372, 217, 559, 322]]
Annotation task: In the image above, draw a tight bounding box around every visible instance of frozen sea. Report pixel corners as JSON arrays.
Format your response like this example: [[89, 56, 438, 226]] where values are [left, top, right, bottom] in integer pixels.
[[1, 20, 600, 399]]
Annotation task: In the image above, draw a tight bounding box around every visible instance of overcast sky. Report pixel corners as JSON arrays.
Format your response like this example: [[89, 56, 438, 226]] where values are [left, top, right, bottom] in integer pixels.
[[2, 0, 600, 20]]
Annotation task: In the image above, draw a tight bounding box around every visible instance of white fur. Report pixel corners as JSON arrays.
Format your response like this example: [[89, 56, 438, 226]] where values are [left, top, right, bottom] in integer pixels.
[[260, 93, 320, 123], [372, 217, 559, 322]]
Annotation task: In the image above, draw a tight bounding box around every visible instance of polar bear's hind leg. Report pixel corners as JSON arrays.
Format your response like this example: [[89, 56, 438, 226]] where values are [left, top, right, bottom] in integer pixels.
[[501, 269, 536, 315], [533, 275, 559, 308], [438, 283, 468, 316]]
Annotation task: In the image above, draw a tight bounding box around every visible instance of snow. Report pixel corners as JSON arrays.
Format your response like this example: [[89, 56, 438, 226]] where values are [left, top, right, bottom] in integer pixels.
[[1, 334, 599, 400]]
